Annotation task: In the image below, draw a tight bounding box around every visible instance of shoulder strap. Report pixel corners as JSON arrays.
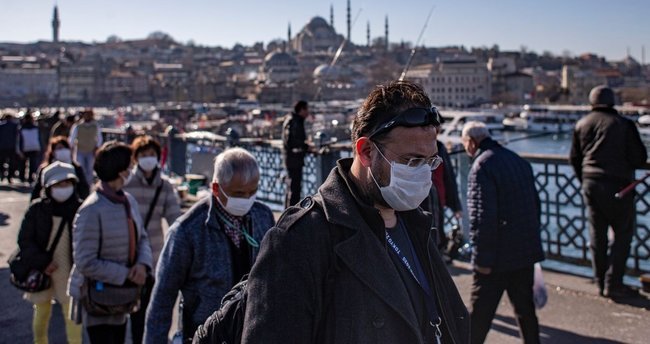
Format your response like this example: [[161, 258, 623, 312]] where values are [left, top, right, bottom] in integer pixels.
[[46, 218, 68, 255], [97, 214, 103, 259], [144, 184, 164, 230]]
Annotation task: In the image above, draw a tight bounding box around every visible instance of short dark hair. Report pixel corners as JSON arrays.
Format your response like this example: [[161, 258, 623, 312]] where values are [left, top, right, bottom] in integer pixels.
[[294, 100, 308, 114], [131, 135, 161, 160], [351, 80, 432, 143], [94, 141, 132, 182]]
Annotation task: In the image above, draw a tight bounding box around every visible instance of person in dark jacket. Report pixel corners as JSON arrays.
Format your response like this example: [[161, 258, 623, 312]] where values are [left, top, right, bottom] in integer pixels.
[[569, 85, 648, 298], [31, 136, 89, 201], [462, 121, 544, 344], [282, 100, 310, 208], [18, 162, 83, 344], [0, 113, 20, 183], [145, 148, 274, 344], [242, 81, 469, 344]]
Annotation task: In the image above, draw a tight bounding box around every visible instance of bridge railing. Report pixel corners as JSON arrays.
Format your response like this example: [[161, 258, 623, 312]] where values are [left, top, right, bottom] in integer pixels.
[[102, 129, 650, 275]]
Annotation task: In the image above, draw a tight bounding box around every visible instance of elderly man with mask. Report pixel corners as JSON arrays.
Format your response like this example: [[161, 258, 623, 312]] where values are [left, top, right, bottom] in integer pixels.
[[144, 147, 275, 344], [242, 81, 469, 344]]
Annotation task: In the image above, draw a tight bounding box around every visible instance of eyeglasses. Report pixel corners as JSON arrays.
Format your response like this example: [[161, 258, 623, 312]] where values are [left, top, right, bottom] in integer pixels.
[[374, 142, 443, 171], [368, 107, 442, 139]]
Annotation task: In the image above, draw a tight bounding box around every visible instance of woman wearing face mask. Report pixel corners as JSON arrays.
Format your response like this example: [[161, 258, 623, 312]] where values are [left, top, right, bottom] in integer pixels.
[[31, 136, 90, 201], [123, 135, 181, 344], [18, 162, 83, 344], [67, 141, 153, 344]]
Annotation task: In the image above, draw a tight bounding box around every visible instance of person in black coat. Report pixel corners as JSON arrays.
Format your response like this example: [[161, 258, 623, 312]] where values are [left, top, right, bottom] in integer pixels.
[[18, 161, 84, 344], [462, 121, 544, 344], [570, 85, 648, 298], [282, 100, 309, 208], [31, 136, 89, 201], [242, 81, 469, 344]]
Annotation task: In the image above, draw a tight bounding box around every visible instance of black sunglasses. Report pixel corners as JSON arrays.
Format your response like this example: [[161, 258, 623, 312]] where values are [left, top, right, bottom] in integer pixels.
[[368, 107, 442, 139]]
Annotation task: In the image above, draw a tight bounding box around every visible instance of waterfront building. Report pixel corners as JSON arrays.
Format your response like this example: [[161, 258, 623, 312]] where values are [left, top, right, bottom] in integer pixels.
[[407, 57, 492, 107], [58, 55, 102, 104], [561, 65, 608, 104], [0, 63, 58, 105]]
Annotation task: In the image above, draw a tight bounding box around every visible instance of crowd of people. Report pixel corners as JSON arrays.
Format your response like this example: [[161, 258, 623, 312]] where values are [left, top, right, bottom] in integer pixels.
[[4, 82, 647, 344]]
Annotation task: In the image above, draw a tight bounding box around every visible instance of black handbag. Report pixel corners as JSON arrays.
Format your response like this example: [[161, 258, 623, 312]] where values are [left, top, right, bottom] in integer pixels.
[[8, 219, 67, 293], [81, 214, 142, 316]]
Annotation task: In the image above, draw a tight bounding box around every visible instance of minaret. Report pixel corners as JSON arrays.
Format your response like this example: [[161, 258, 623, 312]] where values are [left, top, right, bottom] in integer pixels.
[[52, 5, 60, 43], [288, 22, 292, 42], [384, 15, 389, 51], [366, 21, 370, 47], [287, 22, 292, 51], [347, 0, 351, 41], [330, 4, 334, 27], [643, 45, 646, 66]]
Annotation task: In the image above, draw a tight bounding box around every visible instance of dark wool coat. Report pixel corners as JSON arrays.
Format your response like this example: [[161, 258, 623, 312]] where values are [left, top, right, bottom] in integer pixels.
[[467, 138, 544, 272], [242, 158, 469, 344]]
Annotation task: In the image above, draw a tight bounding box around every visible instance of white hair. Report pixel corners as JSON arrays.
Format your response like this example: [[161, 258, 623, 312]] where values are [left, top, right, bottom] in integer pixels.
[[461, 121, 491, 141], [212, 147, 260, 185]]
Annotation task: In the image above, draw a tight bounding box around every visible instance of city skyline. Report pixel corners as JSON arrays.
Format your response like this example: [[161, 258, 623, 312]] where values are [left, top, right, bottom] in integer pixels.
[[1, 0, 649, 61]]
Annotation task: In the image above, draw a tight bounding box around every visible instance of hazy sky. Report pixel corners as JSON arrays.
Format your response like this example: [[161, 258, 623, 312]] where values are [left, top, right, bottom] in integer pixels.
[[2, 0, 649, 61]]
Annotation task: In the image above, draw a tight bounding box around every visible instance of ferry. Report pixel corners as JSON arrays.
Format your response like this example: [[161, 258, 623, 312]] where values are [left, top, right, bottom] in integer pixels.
[[638, 115, 650, 140], [517, 105, 590, 133], [437, 110, 505, 147], [513, 104, 648, 134]]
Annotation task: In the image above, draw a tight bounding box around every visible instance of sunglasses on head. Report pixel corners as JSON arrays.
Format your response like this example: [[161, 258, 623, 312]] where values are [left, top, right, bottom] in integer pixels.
[[368, 107, 442, 139]]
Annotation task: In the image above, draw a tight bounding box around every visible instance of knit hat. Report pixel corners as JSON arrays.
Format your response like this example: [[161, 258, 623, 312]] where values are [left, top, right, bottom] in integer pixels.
[[42, 161, 78, 188], [589, 85, 615, 108]]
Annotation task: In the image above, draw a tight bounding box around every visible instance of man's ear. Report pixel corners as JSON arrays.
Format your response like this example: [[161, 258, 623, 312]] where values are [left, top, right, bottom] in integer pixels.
[[211, 182, 219, 196], [355, 137, 373, 168]]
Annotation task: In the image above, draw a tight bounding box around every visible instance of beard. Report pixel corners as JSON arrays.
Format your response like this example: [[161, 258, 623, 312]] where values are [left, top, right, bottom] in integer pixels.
[[365, 155, 391, 208]]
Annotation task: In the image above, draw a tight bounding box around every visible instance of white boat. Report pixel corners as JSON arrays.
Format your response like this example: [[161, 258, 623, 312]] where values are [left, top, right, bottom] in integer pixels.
[[437, 110, 505, 147], [518, 105, 590, 133], [638, 115, 650, 140]]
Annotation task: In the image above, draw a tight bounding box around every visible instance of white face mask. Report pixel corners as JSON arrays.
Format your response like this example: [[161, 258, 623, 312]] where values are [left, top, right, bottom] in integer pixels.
[[138, 156, 158, 172], [121, 170, 133, 185], [53, 148, 72, 164], [51, 185, 74, 203], [218, 189, 256, 217], [369, 143, 432, 211]]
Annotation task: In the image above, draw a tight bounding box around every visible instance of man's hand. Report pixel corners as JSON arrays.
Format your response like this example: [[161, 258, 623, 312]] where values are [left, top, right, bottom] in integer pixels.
[[454, 211, 463, 219], [474, 265, 492, 275], [128, 264, 147, 286], [44, 262, 58, 276]]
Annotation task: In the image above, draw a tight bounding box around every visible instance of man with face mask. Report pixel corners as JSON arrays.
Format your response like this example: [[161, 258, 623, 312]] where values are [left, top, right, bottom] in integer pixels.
[[145, 147, 275, 344], [461, 121, 544, 344], [242, 81, 469, 344]]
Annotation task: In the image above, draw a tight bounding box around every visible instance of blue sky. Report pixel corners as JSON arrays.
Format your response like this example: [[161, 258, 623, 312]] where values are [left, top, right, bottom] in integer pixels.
[[1, 0, 649, 61]]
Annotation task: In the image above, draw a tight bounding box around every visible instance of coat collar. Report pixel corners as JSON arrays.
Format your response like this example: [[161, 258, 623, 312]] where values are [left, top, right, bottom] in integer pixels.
[[317, 158, 434, 338]]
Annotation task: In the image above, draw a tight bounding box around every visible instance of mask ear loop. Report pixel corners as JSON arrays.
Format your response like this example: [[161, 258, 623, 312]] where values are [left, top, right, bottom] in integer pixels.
[[369, 141, 393, 189]]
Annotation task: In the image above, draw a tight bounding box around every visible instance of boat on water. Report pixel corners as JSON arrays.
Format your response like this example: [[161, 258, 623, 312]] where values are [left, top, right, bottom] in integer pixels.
[[509, 104, 648, 134], [437, 110, 505, 147], [639, 115, 650, 140]]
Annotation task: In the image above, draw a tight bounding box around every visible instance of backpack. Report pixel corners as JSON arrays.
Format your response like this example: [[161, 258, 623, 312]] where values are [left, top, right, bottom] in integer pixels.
[[192, 195, 342, 344]]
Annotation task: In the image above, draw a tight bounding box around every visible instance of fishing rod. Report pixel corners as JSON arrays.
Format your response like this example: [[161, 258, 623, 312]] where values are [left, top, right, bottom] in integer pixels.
[[398, 5, 436, 82], [615, 172, 650, 199], [314, 8, 363, 101]]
